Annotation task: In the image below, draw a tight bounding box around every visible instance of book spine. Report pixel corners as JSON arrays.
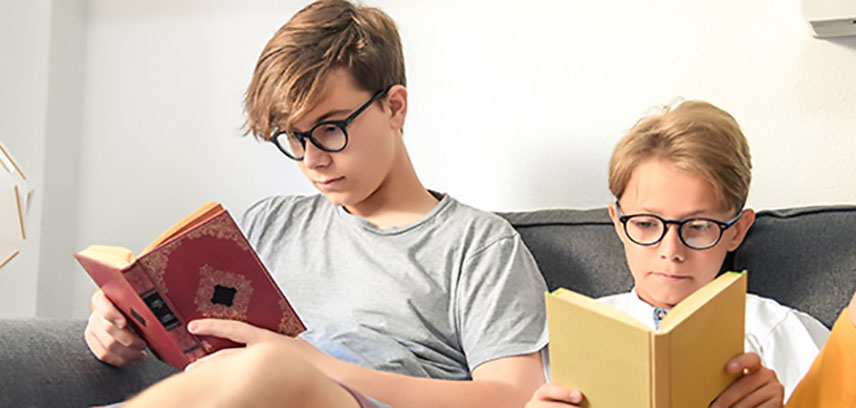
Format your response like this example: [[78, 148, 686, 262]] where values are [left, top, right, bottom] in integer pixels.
[[124, 263, 207, 365], [651, 332, 670, 408]]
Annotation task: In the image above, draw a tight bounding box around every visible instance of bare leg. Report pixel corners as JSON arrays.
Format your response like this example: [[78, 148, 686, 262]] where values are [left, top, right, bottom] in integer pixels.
[[126, 343, 360, 408]]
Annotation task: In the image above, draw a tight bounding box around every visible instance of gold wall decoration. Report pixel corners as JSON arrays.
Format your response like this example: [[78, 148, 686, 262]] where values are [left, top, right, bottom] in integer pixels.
[[0, 141, 30, 271]]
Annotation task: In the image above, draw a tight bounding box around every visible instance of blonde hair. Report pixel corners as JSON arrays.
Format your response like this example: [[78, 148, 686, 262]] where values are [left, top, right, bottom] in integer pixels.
[[608, 101, 752, 213], [244, 0, 406, 140]]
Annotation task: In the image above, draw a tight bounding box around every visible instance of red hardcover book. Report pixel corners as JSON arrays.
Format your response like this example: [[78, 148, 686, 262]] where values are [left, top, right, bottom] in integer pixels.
[[75, 202, 305, 370]]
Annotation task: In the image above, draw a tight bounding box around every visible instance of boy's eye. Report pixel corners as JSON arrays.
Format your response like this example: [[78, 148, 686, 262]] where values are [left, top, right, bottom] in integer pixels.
[[319, 124, 339, 134], [313, 124, 343, 143], [687, 221, 713, 231], [631, 218, 660, 229]]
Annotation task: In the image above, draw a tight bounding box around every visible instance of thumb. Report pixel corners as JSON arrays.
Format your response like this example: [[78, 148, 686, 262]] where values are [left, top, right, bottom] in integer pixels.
[[188, 318, 266, 345], [726, 352, 761, 375]]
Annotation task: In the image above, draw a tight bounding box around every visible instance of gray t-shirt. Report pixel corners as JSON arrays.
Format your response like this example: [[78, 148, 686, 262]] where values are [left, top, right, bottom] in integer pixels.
[[240, 193, 549, 381]]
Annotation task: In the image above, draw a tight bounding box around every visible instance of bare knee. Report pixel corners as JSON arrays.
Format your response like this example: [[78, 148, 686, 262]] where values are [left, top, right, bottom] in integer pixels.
[[231, 343, 329, 403]]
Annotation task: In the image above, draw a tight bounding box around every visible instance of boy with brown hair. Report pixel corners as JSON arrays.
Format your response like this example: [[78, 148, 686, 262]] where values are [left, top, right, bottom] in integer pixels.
[[527, 101, 829, 408], [83, 1, 548, 407]]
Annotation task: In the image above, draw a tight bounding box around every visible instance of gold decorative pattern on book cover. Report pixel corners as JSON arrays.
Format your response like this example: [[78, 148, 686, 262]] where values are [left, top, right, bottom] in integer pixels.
[[194, 264, 253, 321], [279, 298, 305, 336], [140, 212, 252, 295]]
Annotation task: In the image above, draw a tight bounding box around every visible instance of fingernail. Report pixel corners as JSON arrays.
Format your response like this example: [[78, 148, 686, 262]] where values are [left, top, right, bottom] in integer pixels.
[[188, 321, 198, 332], [134, 351, 147, 363], [569, 390, 581, 401], [728, 361, 739, 371], [113, 318, 124, 328]]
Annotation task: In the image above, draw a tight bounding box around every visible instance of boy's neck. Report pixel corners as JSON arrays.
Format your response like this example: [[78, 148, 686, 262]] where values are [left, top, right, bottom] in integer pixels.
[[633, 288, 676, 310], [344, 144, 438, 229]]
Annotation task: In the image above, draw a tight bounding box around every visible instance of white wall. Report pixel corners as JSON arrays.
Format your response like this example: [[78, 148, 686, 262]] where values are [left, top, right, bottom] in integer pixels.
[[3, 0, 855, 318], [37, 0, 87, 317], [0, 0, 52, 317]]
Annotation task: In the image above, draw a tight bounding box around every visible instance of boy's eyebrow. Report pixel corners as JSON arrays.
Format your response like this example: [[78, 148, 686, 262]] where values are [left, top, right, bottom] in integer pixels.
[[314, 109, 352, 123], [293, 108, 352, 133], [639, 207, 714, 218]]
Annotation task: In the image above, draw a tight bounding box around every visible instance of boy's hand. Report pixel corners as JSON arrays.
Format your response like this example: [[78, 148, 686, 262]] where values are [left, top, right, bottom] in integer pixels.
[[187, 318, 289, 346], [188, 318, 345, 375], [84, 289, 148, 366], [185, 318, 296, 370], [710, 352, 783, 408], [525, 384, 585, 408]]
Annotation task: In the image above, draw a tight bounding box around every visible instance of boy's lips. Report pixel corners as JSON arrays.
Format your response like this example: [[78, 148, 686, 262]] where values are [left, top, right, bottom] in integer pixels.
[[651, 272, 691, 281], [314, 176, 344, 188]]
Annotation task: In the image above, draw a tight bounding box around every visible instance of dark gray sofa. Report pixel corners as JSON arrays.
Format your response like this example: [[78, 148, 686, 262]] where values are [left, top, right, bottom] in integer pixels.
[[2, 205, 855, 407]]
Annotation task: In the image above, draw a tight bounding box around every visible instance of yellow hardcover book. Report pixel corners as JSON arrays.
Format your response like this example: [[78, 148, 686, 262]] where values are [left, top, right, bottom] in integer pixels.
[[546, 271, 747, 408]]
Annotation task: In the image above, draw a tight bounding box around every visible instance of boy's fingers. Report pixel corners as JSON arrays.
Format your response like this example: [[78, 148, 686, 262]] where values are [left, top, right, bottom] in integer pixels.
[[711, 367, 779, 408], [87, 305, 147, 350], [731, 380, 783, 408], [85, 319, 147, 366], [711, 372, 762, 408], [527, 402, 582, 408], [533, 384, 584, 403], [188, 318, 268, 345], [91, 289, 126, 328], [726, 352, 761, 374]]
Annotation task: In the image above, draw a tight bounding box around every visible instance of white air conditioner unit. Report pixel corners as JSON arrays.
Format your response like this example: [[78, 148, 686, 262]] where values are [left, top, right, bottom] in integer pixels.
[[802, 0, 856, 38]]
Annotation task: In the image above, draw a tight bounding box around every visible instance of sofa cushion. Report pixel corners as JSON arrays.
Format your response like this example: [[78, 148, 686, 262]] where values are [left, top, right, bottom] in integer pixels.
[[0, 319, 177, 407], [500, 208, 633, 298], [734, 206, 856, 328]]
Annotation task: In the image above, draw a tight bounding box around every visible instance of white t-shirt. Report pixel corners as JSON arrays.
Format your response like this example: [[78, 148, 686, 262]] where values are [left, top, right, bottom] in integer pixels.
[[595, 290, 829, 401]]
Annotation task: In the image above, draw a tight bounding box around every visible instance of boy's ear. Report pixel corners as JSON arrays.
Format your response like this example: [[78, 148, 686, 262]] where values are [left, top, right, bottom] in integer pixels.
[[385, 84, 407, 131], [608, 201, 627, 243], [726, 208, 755, 251]]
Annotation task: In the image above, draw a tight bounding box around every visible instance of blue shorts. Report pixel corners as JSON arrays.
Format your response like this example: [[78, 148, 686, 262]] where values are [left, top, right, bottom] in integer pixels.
[[338, 383, 391, 408]]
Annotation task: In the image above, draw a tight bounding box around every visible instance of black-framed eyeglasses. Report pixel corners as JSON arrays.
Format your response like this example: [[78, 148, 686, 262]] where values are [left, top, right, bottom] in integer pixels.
[[615, 201, 742, 250], [271, 88, 388, 161]]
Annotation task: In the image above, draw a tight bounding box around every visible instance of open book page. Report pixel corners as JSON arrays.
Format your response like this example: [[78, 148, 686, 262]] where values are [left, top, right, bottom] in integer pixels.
[[547, 272, 747, 408], [141, 202, 222, 255], [77, 245, 137, 269], [547, 289, 654, 407], [658, 272, 746, 407]]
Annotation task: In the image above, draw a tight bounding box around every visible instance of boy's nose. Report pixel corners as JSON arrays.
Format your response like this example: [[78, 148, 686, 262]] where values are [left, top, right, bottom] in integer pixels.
[[302, 141, 331, 169], [658, 225, 686, 262]]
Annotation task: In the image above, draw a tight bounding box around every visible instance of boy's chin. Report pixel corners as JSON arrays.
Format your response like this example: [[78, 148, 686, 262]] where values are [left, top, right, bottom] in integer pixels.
[[640, 289, 690, 309], [319, 191, 366, 209], [320, 192, 349, 206]]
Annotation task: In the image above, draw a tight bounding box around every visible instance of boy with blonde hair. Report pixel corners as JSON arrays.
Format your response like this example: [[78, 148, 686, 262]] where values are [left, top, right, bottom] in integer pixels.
[[84, 1, 549, 407], [528, 101, 829, 408]]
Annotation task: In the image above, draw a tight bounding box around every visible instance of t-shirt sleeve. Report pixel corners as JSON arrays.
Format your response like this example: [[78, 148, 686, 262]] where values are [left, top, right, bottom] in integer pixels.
[[785, 311, 856, 407], [454, 233, 549, 372], [238, 197, 270, 237], [238, 196, 290, 247]]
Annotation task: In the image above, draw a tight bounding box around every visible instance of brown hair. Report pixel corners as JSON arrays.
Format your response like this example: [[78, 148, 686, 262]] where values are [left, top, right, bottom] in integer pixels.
[[244, 0, 406, 140], [608, 100, 752, 213]]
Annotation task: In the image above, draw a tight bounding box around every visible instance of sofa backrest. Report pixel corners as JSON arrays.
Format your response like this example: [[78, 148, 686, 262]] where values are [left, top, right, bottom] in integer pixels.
[[500, 205, 856, 328]]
